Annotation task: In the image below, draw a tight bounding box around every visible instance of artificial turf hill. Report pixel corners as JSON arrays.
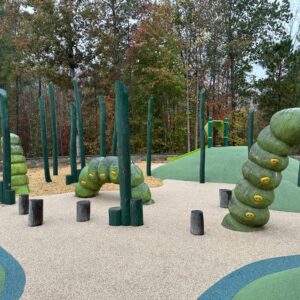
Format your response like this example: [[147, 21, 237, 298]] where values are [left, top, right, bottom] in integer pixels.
[[152, 146, 300, 213]]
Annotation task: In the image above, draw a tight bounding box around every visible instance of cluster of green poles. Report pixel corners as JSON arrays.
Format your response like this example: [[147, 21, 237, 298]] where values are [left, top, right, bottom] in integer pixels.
[[65, 80, 149, 226], [65, 79, 86, 184], [38, 82, 59, 183]]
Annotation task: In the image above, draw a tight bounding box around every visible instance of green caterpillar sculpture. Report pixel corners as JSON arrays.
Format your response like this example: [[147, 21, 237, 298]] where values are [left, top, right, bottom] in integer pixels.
[[222, 108, 300, 232], [1, 133, 30, 195], [75, 156, 153, 204]]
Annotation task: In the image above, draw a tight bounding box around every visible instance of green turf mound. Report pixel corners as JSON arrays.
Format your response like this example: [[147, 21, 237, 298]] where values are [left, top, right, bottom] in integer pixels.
[[0, 265, 4, 294], [152, 146, 300, 212], [233, 266, 300, 300]]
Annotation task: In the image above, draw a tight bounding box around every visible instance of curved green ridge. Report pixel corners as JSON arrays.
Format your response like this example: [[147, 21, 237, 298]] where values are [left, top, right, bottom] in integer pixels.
[[152, 146, 300, 212], [0, 247, 26, 299], [0, 265, 5, 294], [233, 266, 300, 300], [198, 255, 300, 300]]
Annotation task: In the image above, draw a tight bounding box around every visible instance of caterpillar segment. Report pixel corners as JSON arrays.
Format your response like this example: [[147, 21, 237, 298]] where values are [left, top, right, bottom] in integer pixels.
[[222, 108, 300, 232], [1, 133, 30, 195], [75, 156, 153, 204]]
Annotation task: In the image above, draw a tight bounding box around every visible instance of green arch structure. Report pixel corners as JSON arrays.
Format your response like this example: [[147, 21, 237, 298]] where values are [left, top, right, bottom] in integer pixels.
[[75, 156, 153, 205]]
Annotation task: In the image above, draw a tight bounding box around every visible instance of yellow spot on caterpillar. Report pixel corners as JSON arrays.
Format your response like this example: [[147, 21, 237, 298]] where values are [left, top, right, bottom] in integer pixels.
[[111, 170, 117, 177], [99, 174, 106, 180], [88, 173, 95, 178], [271, 158, 279, 166], [245, 212, 254, 219], [81, 180, 87, 185], [254, 195, 263, 202], [260, 177, 270, 184]]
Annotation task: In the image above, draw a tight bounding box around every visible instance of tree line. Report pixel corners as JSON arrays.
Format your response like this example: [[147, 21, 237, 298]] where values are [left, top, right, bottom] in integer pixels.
[[0, 0, 299, 157]]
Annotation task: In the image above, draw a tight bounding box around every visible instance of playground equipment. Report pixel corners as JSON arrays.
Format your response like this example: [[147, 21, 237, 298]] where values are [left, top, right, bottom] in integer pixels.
[[75, 156, 152, 204], [199, 89, 206, 183], [49, 82, 58, 175], [146, 96, 153, 176], [66, 103, 80, 184], [247, 109, 255, 153], [205, 117, 228, 148], [0, 89, 16, 205], [99, 96, 106, 157], [222, 108, 300, 232], [110, 80, 144, 226], [72, 79, 85, 169], [6, 133, 29, 195], [38, 96, 51, 182], [38, 82, 60, 181]]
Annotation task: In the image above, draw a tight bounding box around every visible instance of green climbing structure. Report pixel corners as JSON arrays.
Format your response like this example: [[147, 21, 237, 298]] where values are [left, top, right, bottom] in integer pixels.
[[75, 156, 152, 204], [222, 108, 300, 232], [2, 133, 29, 195]]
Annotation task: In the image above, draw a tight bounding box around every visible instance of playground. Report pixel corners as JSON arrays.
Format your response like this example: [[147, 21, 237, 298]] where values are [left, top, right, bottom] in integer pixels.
[[0, 40, 299, 300], [0, 76, 299, 299], [2, 1, 300, 298], [0, 83, 299, 299]]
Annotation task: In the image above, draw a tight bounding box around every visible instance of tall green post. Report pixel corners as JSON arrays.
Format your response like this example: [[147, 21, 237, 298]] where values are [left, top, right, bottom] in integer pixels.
[[199, 89, 206, 183], [247, 109, 254, 153], [207, 116, 213, 148], [224, 117, 229, 146], [72, 78, 85, 168], [146, 96, 153, 176], [39, 96, 52, 183], [0, 89, 15, 204], [112, 111, 117, 156], [298, 164, 300, 187], [49, 82, 58, 175], [116, 81, 132, 225], [99, 96, 106, 157], [66, 104, 78, 185]]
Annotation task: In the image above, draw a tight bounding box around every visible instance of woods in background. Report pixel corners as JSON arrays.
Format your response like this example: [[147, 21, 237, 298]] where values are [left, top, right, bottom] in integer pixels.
[[0, 0, 299, 157]]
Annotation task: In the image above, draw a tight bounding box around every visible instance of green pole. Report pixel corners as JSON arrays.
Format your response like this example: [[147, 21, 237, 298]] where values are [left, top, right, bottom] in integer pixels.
[[49, 82, 58, 175], [146, 96, 153, 176], [247, 109, 254, 153], [298, 164, 300, 187], [0, 89, 15, 204], [112, 110, 117, 156], [208, 116, 213, 148], [224, 117, 229, 146], [70, 103, 77, 181], [115, 81, 136, 226], [65, 103, 78, 185], [99, 96, 106, 157], [39, 96, 52, 183], [199, 89, 206, 183], [72, 78, 85, 168]]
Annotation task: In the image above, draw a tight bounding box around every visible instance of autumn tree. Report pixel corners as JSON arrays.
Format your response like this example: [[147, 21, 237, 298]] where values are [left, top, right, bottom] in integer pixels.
[[128, 2, 185, 153]]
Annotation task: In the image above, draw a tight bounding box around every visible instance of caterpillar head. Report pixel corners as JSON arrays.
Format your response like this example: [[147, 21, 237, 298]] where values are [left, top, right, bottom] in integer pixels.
[[270, 108, 300, 145]]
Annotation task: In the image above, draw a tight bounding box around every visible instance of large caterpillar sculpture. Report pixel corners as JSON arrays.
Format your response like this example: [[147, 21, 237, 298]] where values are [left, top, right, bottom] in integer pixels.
[[75, 156, 153, 204], [222, 108, 300, 232]]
